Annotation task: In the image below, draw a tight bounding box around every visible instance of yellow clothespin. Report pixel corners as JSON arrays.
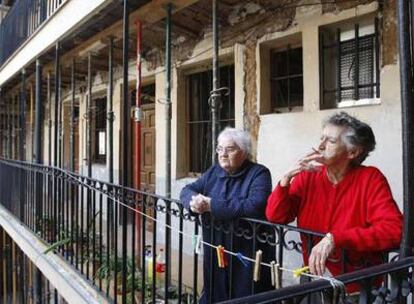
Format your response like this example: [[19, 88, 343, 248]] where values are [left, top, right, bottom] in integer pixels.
[[253, 250, 263, 282], [293, 266, 310, 278]]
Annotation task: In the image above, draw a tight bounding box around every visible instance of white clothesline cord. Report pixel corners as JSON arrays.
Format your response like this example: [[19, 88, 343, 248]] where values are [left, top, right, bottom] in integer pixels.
[[62, 170, 346, 288]]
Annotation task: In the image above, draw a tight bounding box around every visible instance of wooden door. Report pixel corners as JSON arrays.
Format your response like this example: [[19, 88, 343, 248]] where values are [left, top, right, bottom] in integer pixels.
[[140, 103, 156, 193]]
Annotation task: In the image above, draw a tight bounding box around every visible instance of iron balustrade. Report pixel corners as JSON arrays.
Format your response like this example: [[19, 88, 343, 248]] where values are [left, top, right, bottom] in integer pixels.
[[0, 158, 401, 303], [0, 0, 66, 66], [219, 257, 414, 304]]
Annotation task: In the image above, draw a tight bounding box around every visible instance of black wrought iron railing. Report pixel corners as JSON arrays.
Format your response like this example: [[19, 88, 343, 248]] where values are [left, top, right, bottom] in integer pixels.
[[0, 0, 66, 66], [220, 256, 414, 304], [0, 158, 406, 304]]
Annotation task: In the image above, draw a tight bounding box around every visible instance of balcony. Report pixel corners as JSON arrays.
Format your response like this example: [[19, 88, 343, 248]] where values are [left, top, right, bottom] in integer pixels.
[[0, 158, 411, 304], [0, 0, 66, 67]]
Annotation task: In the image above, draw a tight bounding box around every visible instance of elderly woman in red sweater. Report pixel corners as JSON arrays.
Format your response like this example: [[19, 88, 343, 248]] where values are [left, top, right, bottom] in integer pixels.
[[266, 112, 402, 285]]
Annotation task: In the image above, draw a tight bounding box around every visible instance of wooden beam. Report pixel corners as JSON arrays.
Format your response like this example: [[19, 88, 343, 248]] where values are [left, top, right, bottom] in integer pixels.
[[42, 0, 199, 71]]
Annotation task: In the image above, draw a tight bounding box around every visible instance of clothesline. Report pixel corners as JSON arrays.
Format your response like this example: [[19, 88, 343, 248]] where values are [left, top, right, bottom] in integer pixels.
[[63, 170, 347, 293]]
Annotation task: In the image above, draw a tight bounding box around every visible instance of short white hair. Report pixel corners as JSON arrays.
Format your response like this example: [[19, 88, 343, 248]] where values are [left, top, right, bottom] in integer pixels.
[[217, 127, 252, 156]]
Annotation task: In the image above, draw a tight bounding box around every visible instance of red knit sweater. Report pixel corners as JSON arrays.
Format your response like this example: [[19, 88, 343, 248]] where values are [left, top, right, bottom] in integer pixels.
[[266, 166, 402, 284]]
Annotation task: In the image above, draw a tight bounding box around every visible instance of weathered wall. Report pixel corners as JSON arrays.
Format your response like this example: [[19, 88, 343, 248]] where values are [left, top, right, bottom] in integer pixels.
[[382, 0, 397, 66], [256, 2, 403, 211]]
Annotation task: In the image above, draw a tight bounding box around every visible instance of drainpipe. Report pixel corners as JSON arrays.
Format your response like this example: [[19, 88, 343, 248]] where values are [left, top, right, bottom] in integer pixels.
[[164, 3, 172, 298], [398, 0, 414, 258], [20, 69, 26, 161], [122, 0, 130, 302], [211, 0, 220, 163]]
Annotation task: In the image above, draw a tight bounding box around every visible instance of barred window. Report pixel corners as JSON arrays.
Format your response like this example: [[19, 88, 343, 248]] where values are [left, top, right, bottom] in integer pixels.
[[187, 65, 235, 174], [270, 46, 303, 111], [92, 97, 106, 163], [320, 17, 380, 109]]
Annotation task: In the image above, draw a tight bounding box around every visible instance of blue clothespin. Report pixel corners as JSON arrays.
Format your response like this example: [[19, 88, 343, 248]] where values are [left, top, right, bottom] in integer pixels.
[[236, 252, 249, 267]]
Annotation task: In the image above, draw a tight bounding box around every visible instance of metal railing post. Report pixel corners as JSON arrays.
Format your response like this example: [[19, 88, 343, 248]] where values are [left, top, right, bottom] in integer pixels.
[[20, 69, 26, 161], [211, 0, 220, 164], [34, 60, 42, 164], [34, 58, 43, 304], [122, 1, 130, 302], [70, 59, 75, 172], [164, 5, 172, 299], [54, 42, 59, 168], [397, 0, 414, 258]]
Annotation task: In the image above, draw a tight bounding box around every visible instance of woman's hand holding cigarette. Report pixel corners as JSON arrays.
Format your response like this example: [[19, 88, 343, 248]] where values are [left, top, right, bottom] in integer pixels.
[[279, 149, 323, 187]]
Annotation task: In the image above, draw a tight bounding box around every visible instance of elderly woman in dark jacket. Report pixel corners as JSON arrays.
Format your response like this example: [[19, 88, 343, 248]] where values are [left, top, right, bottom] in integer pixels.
[[180, 127, 273, 303]]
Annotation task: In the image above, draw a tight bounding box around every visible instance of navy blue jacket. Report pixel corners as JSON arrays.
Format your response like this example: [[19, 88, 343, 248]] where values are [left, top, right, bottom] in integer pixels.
[[180, 160, 273, 303]]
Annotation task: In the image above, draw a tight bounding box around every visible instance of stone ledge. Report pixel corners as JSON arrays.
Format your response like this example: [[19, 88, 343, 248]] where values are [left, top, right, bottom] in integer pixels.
[[0, 204, 108, 304]]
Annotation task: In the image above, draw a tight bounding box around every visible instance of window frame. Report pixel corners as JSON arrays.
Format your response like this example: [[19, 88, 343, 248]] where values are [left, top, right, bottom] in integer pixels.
[[270, 45, 304, 113], [186, 65, 235, 175], [92, 96, 107, 164], [319, 17, 380, 109]]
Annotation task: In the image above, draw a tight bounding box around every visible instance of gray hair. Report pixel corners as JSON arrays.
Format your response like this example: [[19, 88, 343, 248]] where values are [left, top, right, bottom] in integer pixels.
[[323, 112, 376, 165], [217, 127, 252, 156]]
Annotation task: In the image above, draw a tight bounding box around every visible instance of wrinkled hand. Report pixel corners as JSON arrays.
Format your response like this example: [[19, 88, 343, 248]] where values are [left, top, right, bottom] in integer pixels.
[[189, 194, 211, 214], [308, 235, 335, 276], [280, 150, 323, 187]]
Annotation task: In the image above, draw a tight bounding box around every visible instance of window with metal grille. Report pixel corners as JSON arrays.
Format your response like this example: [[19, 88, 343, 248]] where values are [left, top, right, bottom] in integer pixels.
[[187, 65, 235, 174], [92, 97, 106, 163], [270, 46, 303, 111], [320, 18, 380, 109]]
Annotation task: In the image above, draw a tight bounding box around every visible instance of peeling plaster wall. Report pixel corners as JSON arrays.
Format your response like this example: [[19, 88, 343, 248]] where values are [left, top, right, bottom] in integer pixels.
[[382, 0, 397, 66], [141, 1, 395, 162]]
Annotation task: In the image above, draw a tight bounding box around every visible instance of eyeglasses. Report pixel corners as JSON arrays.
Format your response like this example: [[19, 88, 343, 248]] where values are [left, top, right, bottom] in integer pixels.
[[215, 145, 240, 154]]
